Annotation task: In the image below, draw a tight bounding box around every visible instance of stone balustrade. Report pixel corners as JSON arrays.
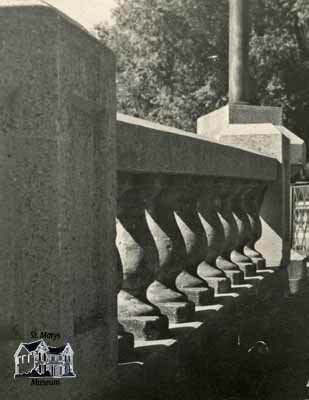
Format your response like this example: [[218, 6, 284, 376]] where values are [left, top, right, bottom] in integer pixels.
[[0, 3, 305, 399], [116, 114, 279, 347]]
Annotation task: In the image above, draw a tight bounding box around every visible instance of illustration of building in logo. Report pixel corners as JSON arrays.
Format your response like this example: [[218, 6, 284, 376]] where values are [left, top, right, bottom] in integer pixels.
[[14, 340, 76, 379]]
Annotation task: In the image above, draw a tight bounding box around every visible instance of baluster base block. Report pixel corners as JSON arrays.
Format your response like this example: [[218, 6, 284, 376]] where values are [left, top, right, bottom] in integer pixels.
[[203, 277, 231, 294], [156, 301, 195, 324], [252, 257, 266, 270], [180, 287, 214, 306], [119, 315, 170, 341], [216, 257, 244, 285], [237, 262, 257, 278], [224, 270, 244, 285]]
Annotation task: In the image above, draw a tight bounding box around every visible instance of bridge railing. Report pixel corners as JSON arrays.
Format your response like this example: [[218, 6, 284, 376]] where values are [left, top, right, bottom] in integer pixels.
[[0, 2, 300, 400], [116, 114, 280, 345]]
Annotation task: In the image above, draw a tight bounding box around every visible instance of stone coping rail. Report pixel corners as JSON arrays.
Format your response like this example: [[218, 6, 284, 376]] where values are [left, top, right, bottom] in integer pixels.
[[117, 113, 278, 180]]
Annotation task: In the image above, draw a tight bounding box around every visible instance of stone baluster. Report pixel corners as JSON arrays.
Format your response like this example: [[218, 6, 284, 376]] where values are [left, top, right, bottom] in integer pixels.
[[216, 181, 245, 285], [230, 181, 257, 278], [146, 176, 195, 323], [242, 183, 268, 270], [197, 180, 231, 294], [116, 174, 169, 340], [173, 177, 214, 306]]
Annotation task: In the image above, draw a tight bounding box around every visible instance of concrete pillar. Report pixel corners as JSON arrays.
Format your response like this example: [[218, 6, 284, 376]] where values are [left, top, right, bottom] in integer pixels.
[[229, 0, 250, 104], [0, 2, 117, 399]]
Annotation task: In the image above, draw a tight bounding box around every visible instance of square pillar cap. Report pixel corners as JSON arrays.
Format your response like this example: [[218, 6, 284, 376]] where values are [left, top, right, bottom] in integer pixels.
[[197, 105, 306, 166]]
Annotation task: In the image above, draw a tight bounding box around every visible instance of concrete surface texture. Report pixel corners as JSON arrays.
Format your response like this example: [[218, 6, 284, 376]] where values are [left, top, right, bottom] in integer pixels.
[[117, 113, 278, 180]]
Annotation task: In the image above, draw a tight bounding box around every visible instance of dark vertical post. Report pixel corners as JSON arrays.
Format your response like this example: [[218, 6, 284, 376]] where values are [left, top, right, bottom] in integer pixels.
[[229, 0, 250, 104]]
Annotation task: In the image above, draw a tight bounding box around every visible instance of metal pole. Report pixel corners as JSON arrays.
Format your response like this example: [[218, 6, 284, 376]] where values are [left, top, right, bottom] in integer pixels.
[[229, 0, 250, 104]]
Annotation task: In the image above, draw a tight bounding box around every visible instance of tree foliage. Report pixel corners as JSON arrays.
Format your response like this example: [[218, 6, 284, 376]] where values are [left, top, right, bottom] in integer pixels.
[[96, 0, 309, 147]]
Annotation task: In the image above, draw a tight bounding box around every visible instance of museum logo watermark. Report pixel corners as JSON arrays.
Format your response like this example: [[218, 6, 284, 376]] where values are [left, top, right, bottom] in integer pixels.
[[14, 335, 76, 385]]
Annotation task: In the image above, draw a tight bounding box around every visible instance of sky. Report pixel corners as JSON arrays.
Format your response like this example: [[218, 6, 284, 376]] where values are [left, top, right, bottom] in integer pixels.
[[47, 0, 116, 30]]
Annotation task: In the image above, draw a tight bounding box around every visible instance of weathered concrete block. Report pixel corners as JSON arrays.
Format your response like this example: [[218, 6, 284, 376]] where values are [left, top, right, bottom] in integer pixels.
[[197, 104, 283, 141], [197, 104, 305, 169], [0, 2, 117, 399], [117, 113, 277, 181]]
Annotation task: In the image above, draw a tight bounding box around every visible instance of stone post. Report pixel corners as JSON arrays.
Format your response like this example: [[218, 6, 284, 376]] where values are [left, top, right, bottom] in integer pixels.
[[229, 0, 250, 104], [0, 2, 117, 399]]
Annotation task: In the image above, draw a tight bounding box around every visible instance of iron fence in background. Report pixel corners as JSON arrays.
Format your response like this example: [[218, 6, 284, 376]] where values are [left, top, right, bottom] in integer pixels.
[[291, 182, 309, 257]]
